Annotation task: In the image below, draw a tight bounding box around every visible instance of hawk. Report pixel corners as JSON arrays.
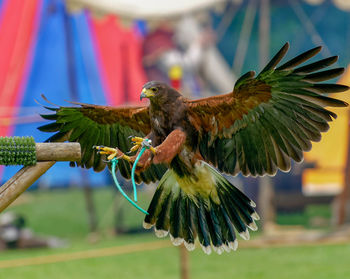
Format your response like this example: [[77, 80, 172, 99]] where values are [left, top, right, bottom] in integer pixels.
[[39, 43, 348, 254]]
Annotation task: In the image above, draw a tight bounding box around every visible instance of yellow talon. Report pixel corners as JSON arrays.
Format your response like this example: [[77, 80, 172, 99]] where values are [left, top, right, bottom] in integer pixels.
[[150, 146, 157, 154], [129, 144, 141, 153], [94, 146, 123, 161], [131, 136, 144, 143], [95, 146, 117, 153], [106, 153, 117, 161], [121, 154, 131, 162], [128, 136, 146, 154], [128, 137, 157, 155], [94, 146, 132, 162]]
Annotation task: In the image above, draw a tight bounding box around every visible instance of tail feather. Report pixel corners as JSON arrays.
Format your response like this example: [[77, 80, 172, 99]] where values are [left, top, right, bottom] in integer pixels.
[[221, 197, 248, 239], [178, 195, 189, 245], [220, 205, 238, 249], [144, 184, 164, 228], [206, 205, 223, 249], [210, 202, 232, 254], [144, 161, 259, 254], [169, 195, 181, 243], [185, 199, 196, 247], [197, 203, 211, 252], [216, 175, 258, 235], [221, 189, 255, 233], [154, 194, 171, 237]]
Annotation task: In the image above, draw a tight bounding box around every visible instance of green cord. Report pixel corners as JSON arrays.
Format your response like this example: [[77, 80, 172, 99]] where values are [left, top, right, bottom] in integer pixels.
[[111, 158, 149, 215], [131, 147, 147, 202], [0, 136, 36, 166]]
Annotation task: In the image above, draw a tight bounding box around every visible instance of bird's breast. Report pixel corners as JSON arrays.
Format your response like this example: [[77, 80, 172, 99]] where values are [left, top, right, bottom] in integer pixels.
[[151, 115, 168, 138], [153, 116, 161, 130], [149, 101, 189, 143]]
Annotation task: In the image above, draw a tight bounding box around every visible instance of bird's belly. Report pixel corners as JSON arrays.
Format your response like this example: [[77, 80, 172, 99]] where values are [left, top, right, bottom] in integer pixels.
[[169, 146, 198, 177]]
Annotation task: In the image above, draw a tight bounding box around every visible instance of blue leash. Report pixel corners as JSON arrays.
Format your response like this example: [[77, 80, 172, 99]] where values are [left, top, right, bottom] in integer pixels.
[[110, 143, 150, 215]]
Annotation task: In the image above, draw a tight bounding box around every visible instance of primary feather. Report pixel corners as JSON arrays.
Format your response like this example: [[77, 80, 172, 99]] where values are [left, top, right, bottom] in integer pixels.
[[188, 42, 348, 176]]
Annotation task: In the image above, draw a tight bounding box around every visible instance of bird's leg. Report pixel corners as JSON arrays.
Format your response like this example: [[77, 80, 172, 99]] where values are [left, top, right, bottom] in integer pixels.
[[94, 129, 185, 170], [128, 136, 157, 155], [94, 146, 131, 162], [132, 129, 187, 173], [93, 135, 157, 164], [152, 129, 186, 165], [124, 137, 157, 172]]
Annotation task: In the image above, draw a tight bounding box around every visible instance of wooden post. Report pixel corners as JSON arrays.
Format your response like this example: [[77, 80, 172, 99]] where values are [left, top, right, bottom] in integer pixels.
[[0, 142, 81, 213], [179, 245, 189, 279], [81, 169, 98, 233]]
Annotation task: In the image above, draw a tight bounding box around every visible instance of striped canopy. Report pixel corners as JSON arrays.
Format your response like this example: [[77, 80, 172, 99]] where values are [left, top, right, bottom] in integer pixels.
[[0, 0, 147, 185]]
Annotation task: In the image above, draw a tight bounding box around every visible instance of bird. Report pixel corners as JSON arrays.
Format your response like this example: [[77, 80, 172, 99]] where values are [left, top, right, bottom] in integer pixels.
[[39, 42, 349, 254]]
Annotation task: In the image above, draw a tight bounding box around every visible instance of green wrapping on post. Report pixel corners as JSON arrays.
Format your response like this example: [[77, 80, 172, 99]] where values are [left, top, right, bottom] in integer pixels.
[[0, 136, 37, 166]]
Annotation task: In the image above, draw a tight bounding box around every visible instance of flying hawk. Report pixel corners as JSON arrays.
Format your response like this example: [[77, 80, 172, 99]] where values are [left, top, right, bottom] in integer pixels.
[[39, 43, 349, 254]]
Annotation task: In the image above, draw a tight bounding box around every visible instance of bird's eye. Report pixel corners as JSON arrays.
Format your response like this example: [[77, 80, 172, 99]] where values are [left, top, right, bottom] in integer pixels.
[[151, 87, 158, 93]]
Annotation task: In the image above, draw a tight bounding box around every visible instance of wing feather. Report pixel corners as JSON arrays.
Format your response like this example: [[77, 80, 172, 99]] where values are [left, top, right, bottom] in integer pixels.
[[38, 102, 166, 183], [186, 43, 349, 176]]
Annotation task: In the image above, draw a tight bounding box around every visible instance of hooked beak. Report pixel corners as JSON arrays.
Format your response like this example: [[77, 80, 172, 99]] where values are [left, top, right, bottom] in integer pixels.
[[140, 88, 155, 101]]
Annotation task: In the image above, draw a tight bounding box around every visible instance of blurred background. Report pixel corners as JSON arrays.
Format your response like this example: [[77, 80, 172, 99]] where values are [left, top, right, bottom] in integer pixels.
[[0, 0, 350, 278]]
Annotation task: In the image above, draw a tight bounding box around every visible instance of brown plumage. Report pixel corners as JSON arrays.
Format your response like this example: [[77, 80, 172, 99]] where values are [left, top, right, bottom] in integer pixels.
[[39, 43, 349, 254]]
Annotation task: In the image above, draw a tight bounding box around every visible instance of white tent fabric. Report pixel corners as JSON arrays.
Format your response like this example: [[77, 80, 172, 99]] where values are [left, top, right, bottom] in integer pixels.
[[67, 0, 236, 93], [68, 0, 230, 19], [175, 16, 235, 93], [70, 0, 350, 17], [304, 0, 350, 10], [333, 0, 350, 11]]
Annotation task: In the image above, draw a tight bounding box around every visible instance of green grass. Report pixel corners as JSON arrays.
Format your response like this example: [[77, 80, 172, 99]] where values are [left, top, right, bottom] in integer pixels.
[[1, 188, 348, 279], [5, 187, 153, 239], [0, 238, 349, 279], [277, 205, 332, 228], [7, 188, 332, 239]]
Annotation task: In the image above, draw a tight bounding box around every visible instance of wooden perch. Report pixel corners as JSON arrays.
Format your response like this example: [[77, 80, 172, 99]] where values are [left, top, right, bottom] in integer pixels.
[[35, 143, 81, 162], [0, 142, 81, 213]]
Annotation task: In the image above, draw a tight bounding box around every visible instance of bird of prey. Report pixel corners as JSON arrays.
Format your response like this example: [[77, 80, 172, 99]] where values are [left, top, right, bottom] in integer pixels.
[[39, 43, 348, 254]]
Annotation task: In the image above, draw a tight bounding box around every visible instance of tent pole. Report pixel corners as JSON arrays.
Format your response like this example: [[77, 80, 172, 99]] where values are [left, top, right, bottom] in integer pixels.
[[62, 5, 98, 233], [232, 0, 257, 75], [288, 0, 331, 57], [259, 0, 269, 71], [257, 0, 276, 233]]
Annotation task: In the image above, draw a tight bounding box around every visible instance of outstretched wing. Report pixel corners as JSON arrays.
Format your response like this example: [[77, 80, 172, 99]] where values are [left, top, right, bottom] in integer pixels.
[[187, 42, 349, 176], [38, 102, 166, 183]]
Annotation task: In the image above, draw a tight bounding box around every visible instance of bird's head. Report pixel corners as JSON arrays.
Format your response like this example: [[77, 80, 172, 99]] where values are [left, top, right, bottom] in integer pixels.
[[140, 81, 181, 105]]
